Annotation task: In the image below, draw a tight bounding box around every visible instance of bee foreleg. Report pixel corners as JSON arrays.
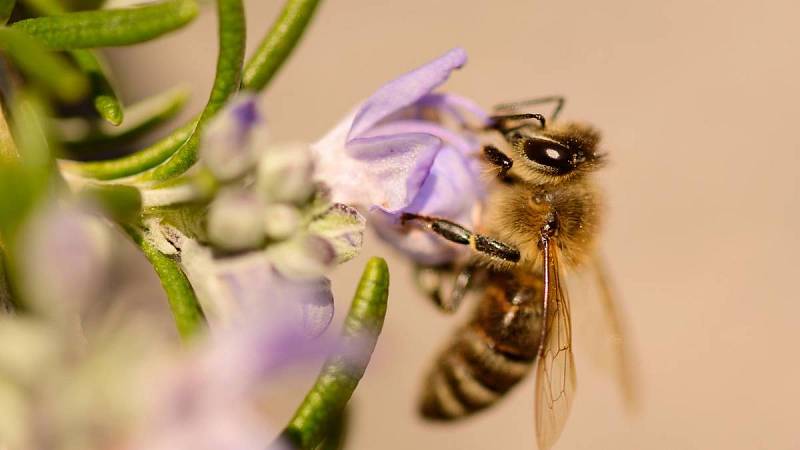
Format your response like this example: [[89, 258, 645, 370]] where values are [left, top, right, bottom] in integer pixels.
[[401, 214, 521, 264]]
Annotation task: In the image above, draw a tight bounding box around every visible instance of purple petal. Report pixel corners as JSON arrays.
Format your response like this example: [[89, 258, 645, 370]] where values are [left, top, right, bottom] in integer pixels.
[[371, 210, 463, 265], [347, 48, 468, 140], [210, 254, 335, 337], [417, 93, 492, 126], [363, 120, 476, 154], [370, 146, 484, 264], [346, 133, 441, 212], [402, 146, 484, 222], [266, 271, 334, 338]]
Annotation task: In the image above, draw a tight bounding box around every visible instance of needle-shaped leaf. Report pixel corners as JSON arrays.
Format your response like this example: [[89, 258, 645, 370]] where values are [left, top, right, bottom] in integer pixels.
[[145, 0, 245, 182], [69, 50, 124, 125], [22, 0, 65, 16], [278, 257, 390, 450], [0, 104, 17, 164], [0, 27, 88, 102], [60, 120, 194, 180], [11, 0, 198, 50], [0, 0, 14, 25], [22, 0, 125, 125], [60, 86, 188, 151], [242, 0, 321, 92]]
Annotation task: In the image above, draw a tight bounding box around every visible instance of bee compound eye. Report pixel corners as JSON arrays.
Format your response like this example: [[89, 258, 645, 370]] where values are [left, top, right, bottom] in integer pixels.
[[522, 138, 577, 174]]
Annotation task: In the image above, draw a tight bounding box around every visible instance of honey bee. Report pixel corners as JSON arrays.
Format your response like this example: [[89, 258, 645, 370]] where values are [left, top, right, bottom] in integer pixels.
[[402, 97, 635, 449]]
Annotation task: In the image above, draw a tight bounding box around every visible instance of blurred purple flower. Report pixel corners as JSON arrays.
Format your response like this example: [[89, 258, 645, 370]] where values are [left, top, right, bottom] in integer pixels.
[[312, 47, 489, 264], [18, 201, 111, 317], [312, 47, 488, 213], [136, 311, 330, 450]]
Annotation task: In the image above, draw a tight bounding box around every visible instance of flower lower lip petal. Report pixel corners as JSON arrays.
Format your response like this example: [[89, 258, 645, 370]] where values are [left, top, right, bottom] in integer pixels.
[[346, 133, 441, 212]]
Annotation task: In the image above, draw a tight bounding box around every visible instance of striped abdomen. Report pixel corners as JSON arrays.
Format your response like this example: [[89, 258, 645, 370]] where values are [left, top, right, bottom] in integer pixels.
[[420, 269, 545, 419]]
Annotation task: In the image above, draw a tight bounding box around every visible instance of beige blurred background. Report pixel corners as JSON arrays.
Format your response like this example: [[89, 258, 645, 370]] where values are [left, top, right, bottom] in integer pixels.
[[106, 0, 800, 449]]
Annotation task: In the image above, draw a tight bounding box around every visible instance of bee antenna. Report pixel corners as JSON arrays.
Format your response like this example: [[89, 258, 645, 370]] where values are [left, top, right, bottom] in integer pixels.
[[488, 113, 547, 129]]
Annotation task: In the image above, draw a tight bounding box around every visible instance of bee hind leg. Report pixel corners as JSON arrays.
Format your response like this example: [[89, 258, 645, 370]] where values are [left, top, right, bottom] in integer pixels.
[[401, 214, 520, 264]]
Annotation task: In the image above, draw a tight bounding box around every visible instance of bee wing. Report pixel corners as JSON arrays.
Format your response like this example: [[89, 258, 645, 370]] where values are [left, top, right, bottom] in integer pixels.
[[579, 253, 640, 411], [535, 237, 577, 450]]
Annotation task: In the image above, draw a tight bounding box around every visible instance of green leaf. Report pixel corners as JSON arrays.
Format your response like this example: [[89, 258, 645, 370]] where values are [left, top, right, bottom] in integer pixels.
[[9, 89, 56, 168], [0, 91, 53, 240], [11, 0, 198, 49], [61, 120, 195, 180], [79, 183, 142, 223], [202, 0, 245, 119], [60, 86, 188, 151], [279, 257, 390, 450], [22, 0, 66, 16], [0, 27, 88, 102], [127, 225, 206, 341], [0, 0, 15, 25], [0, 104, 17, 164], [144, 0, 246, 182], [242, 0, 321, 92], [69, 50, 124, 125], [20, 0, 124, 124]]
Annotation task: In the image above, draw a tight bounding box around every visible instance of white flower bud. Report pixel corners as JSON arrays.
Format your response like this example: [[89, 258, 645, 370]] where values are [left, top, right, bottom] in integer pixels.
[[207, 188, 265, 251], [201, 95, 269, 182], [262, 203, 301, 240], [257, 143, 315, 204]]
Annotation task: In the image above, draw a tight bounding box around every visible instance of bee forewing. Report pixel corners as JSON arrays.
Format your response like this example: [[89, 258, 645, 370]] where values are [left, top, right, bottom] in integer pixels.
[[535, 238, 577, 450], [574, 253, 640, 412]]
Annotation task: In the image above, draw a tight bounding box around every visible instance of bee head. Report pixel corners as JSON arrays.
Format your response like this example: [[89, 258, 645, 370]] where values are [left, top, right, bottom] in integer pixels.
[[508, 122, 605, 183]]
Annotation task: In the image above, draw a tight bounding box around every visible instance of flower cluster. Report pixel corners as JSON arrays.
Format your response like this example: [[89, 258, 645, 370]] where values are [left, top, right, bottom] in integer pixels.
[[144, 95, 366, 335], [0, 31, 488, 448]]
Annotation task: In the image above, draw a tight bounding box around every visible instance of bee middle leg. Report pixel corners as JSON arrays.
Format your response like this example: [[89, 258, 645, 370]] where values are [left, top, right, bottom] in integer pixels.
[[413, 263, 478, 313], [401, 213, 520, 264]]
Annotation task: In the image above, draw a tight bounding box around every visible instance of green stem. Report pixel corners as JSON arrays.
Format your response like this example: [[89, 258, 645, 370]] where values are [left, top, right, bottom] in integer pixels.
[[242, 0, 321, 92], [280, 257, 389, 450], [127, 226, 205, 341], [144, 0, 246, 182]]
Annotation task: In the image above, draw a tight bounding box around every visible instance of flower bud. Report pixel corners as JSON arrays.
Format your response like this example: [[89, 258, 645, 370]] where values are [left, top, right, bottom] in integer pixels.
[[201, 95, 269, 182], [263, 203, 301, 240], [257, 143, 315, 204], [207, 188, 265, 251]]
